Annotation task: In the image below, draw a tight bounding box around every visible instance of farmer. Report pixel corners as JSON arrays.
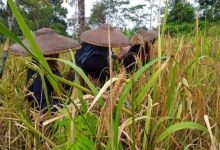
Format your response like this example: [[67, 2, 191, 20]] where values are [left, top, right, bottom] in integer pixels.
[[120, 31, 158, 73], [72, 24, 129, 86], [9, 28, 81, 112]]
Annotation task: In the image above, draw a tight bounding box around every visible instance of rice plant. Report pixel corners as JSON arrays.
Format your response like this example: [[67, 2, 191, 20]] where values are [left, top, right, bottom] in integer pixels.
[[0, 0, 219, 149]]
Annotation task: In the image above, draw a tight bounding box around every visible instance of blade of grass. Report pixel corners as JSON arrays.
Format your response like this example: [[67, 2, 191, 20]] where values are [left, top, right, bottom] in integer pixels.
[[12, 113, 57, 148], [136, 59, 169, 105], [54, 75, 91, 94], [75, 72, 88, 113], [0, 23, 32, 54], [143, 95, 153, 149], [40, 73, 51, 114], [166, 62, 178, 113], [131, 78, 135, 150], [155, 122, 208, 143], [87, 77, 119, 112], [52, 58, 98, 95], [113, 56, 166, 149], [149, 116, 174, 143]]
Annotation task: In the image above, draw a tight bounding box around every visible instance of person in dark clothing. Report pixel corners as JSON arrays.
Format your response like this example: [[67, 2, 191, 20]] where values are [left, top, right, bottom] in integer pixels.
[[66, 24, 129, 88], [9, 28, 81, 112], [64, 42, 119, 92], [120, 31, 157, 73], [123, 43, 151, 72], [75, 42, 110, 85], [26, 57, 62, 111]]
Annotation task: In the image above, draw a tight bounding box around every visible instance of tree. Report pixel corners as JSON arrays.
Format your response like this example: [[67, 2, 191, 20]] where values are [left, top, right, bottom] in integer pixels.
[[89, 1, 107, 27], [123, 4, 149, 30], [65, 0, 85, 34], [78, 0, 85, 33], [167, 0, 196, 23], [89, 0, 149, 30], [197, 0, 220, 22], [166, 0, 196, 34], [2, 0, 68, 36]]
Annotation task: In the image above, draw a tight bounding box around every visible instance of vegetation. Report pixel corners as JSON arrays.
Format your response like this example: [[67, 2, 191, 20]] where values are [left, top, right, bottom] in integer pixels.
[[0, 0, 68, 36], [0, 0, 220, 149], [198, 0, 220, 22]]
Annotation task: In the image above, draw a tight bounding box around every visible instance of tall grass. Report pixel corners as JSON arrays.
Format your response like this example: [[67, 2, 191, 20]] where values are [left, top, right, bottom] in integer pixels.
[[0, 0, 219, 149]]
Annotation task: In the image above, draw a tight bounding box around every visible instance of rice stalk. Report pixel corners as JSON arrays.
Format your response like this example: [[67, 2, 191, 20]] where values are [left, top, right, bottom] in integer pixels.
[[191, 88, 206, 124], [97, 72, 126, 140]]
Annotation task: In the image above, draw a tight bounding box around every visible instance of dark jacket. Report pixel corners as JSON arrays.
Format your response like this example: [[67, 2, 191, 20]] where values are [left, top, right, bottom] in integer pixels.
[[74, 42, 110, 85], [123, 43, 150, 73], [75, 42, 109, 65], [26, 68, 61, 111]]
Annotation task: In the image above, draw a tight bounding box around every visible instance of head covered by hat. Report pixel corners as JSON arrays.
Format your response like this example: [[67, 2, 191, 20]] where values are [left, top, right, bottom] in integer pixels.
[[9, 28, 81, 56], [119, 30, 158, 59], [130, 30, 158, 46], [80, 24, 130, 48]]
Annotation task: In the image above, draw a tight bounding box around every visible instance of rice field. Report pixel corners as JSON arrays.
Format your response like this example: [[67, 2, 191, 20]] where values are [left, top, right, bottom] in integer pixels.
[[0, 32, 220, 149], [0, 1, 220, 150]]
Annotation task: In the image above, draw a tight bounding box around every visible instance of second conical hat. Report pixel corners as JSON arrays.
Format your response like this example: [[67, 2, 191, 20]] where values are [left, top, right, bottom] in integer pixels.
[[80, 24, 130, 48]]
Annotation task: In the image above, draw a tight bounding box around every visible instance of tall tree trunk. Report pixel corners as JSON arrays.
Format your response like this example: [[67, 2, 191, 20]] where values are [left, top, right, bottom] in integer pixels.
[[78, 0, 85, 33]]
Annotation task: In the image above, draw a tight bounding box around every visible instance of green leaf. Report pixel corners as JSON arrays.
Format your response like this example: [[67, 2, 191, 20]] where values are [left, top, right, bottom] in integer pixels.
[[156, 122, 208, 143], [53, 58, 99, 95], [136, 59, 168, 104], [166, 62, 178, 112], [113, 56, 166, 149]]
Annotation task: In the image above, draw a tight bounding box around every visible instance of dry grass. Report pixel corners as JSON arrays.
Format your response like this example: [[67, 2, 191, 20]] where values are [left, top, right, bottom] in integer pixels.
[[0, 34, 220, 149]]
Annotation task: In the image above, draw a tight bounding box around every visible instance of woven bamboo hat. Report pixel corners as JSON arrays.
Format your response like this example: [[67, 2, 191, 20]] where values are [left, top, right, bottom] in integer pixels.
[[10, 28, 81, 56], [80, 24, 130, 48], [130, 30, 158, 46]]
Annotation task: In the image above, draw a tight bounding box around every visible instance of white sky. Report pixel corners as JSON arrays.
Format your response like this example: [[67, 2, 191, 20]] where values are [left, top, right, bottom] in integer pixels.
[[62, 0, 163, 30], [2, 0, 197, 19], [2, 0, 197, 31], [62, 0, 161, 18]]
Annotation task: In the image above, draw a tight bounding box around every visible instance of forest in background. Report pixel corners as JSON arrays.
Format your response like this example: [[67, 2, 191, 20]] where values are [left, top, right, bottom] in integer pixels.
[[0, 0, 220, 40]]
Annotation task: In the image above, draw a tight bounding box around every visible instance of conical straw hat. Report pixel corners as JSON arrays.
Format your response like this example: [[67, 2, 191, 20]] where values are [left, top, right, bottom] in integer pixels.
[[10, 28, 81, 56], [130, 30, 158, 46], [80, 24, 130, 48]]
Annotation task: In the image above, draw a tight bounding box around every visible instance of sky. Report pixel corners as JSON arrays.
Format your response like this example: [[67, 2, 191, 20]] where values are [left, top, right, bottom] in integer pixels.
[[2, 0, 197, 33], [62, 0, 161, 18], [62, 0, 163, 30]]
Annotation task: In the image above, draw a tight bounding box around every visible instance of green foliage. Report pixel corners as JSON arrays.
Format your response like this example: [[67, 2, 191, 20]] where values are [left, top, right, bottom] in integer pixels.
[[166, 22, 194, 35], [89, 1, 107, 27], [123, 4, 149, 30], [88, 0, 149, 29], [165, 1, 196, 35], [53, 113, 97, 149], [166, 21, 220, 35], [198, 0, 220, 22], [156, 122, 208, 143], [113, 57, 166, 149], [167, 1, 195, 24], [206, 22, 220, 36], [4, 0, 68, 36]]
